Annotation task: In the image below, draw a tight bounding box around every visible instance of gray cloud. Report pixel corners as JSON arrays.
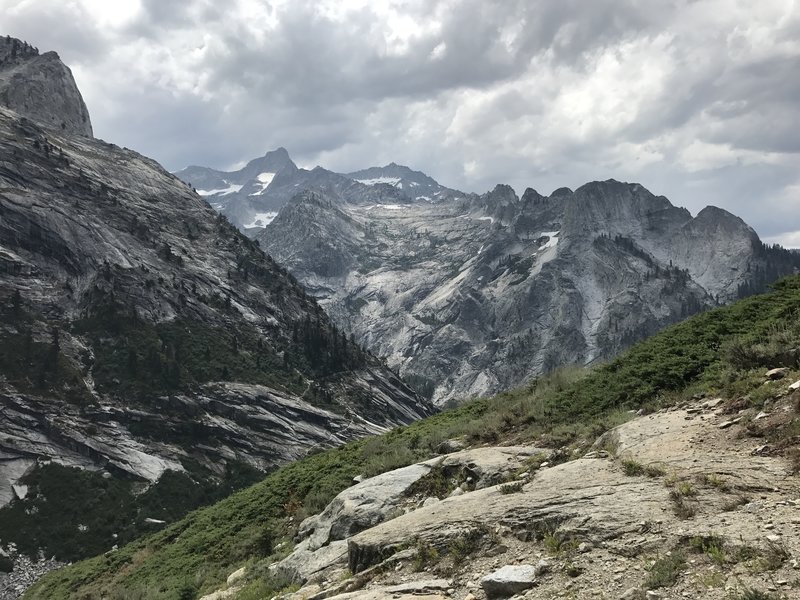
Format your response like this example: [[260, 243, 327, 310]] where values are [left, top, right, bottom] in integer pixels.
[[2, 0, 798, 245]]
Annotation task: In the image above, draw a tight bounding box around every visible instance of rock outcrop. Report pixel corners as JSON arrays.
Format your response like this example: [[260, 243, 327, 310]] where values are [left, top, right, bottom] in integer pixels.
[[270, 446, 546, 584], [0, 37, 92, 137], [212, 394, 800, 600]]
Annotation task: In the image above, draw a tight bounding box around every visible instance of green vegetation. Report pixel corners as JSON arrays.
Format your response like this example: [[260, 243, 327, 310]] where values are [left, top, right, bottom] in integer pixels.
[[732, 589, 781, 600], [405, 466, 455, 499], [499, 481, 525, 494], [446, 530, 485, 569], [620, 458, 666, 478], [73, 303, 366, 403], [645, 550, 687, 589], [0, 462, 263, 563], [25, 276, 800, 599], [688, 534, 727, 566], [412, 539, 440, 572], [541, 526, 580, 557], [754, 539, 791, 572], [0, 300, 91, 404]]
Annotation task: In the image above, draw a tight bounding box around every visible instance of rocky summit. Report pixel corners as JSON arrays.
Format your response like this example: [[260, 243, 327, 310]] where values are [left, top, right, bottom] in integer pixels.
[[0, 37, 433, 580], [0, 36, 92, 137]]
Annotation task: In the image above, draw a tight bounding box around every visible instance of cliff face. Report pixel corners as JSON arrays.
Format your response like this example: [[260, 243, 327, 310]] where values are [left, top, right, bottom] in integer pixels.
[[0, 37, 92, 137]]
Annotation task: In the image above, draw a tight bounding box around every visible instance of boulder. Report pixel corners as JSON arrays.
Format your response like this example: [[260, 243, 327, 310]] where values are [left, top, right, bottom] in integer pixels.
[[766, 367, 790, 380], [299, 463, 431, 550], [481, 565, 538, 598], [269, 540, 348, 584]]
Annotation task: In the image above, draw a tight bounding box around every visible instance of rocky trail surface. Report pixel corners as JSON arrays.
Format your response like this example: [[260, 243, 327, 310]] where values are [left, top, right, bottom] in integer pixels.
[[200, 378, 800, 600]]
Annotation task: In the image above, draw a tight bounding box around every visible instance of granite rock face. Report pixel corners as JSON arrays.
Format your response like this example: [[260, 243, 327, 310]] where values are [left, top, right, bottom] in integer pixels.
[[0, 100, 432, 511], [0, 37, 92, 137]]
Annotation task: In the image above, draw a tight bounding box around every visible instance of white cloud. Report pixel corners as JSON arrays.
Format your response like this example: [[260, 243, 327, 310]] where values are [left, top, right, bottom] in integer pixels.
[[2, 0, 799, 240]]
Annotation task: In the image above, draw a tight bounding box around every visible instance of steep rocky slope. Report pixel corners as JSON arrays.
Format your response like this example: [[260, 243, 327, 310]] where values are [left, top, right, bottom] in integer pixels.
[[0, 40, 432, 570], [258, 181, 799, 405], [24, 277, 800, 600]]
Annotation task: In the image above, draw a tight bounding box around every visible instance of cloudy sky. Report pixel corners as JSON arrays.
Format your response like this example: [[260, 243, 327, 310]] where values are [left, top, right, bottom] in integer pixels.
[[4, 0, 799, 245]]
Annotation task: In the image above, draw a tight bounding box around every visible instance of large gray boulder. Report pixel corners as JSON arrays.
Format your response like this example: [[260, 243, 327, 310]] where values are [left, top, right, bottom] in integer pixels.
[[270, 445, 546, 584], [481, 565, 538, 598], [300, 463, 433, 551]]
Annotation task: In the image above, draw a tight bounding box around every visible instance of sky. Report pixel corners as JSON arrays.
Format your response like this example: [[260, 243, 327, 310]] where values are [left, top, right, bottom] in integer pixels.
[[3, 0, 799, 246]]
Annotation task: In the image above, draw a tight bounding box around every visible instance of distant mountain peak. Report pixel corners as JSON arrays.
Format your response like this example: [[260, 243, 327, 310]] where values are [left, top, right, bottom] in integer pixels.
[[549, 187, 573, 198]]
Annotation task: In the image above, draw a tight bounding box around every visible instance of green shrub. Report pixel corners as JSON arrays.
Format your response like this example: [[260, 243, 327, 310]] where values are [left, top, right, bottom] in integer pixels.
[[732, 589, 780, 600], [412, 540, 439, 572], [645, 550, 686, 589], [621, 459, 645, 476], [499, 481, 525, 494], [688, 534, 727, 565]]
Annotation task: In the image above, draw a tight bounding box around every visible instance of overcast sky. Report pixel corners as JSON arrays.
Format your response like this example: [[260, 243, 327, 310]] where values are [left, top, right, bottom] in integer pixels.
[[4, 0, 799, 245]]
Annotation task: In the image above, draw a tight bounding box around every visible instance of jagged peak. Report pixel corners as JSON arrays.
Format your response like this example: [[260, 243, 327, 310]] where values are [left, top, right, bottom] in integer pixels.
[[0, 36, 40, 62], [521, 187, 544, 204], [267, 146, 291, 159], [574, 179, 629, 195], [488, 183, 517, 198], [241, 147, 297, 174]]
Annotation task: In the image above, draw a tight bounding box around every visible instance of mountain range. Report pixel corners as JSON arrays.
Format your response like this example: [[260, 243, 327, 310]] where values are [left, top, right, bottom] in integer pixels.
[[177, 151, 800, 405]]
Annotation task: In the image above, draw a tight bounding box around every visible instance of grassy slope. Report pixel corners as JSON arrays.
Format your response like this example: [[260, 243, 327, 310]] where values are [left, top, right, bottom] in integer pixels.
[[25, 276, 800, 600]]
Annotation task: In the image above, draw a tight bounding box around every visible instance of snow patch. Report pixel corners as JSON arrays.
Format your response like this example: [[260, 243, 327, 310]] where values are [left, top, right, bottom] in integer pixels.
[[415, 195, 432, 202], [539, 231, 560, 251], [249, 172, 276, 195], [244, 212, 278, 228], [356, 177, 402, 186], [477, 216, 495, 224], [365, 204, 409, 211], [197, 182, 243, 196], [529, 231, 561, 276]]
